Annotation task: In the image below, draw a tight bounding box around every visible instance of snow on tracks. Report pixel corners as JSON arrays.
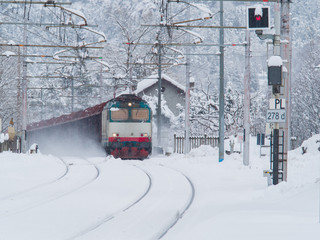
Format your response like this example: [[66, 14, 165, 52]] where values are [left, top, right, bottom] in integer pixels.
[[66, 160, 152, 240], [0, 157, 150, 240], [0, 157, 98, 218], [75, 162, 195, 240], [0, 153, 67, 200], [0, 155, 195, 240]]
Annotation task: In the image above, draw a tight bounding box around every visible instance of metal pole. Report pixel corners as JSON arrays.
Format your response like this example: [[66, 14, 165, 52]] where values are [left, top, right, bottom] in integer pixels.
[[274, 2, 281, 56], [243, 28, 251, 166], [21, 17, 28, 153], [17, 47, 22, 131], [99, 64, 103, 103], [40, 88, 44, 120], [281, 0, 291, 182], [127, 37, 133, 94], [184, 1, 191, 154], [272, 1, 281, 184], [71, 76, 74, 112], [218, 1, 225, 162], [157, 41, 162, 147]]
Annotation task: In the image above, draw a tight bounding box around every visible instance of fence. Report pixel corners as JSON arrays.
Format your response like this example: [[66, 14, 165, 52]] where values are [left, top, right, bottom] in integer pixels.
[[0, 137, 21, 153], [173, 134, 219, 154]]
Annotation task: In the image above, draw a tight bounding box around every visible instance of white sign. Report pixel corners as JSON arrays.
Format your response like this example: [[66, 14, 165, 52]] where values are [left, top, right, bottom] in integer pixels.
[[269, 98, 285, 109], [267, 109, 286, 123]]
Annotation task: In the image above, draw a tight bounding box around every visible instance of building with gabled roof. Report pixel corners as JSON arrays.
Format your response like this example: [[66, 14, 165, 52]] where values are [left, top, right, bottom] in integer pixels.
[[133, 74, 185, 116]]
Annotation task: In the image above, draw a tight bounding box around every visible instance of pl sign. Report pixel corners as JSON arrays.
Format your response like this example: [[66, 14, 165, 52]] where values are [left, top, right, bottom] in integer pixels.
[[267, 98, 286, 123], [269, 98, 285, 110]]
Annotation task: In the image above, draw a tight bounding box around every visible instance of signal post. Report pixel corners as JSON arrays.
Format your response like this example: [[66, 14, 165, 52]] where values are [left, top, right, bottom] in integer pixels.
[[248, 1, 290, 184]]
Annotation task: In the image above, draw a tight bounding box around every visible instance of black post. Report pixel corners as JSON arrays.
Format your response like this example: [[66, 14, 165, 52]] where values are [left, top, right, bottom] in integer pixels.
[[273, 129, 279, 185]]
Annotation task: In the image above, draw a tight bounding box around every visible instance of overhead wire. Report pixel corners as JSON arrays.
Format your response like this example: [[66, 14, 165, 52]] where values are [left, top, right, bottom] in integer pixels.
[[0, 10, 67, 46]]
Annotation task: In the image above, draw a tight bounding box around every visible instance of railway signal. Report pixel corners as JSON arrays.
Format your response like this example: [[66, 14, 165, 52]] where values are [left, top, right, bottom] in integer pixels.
[[268, 55, 283, 94], [247, 6, 270, 30]]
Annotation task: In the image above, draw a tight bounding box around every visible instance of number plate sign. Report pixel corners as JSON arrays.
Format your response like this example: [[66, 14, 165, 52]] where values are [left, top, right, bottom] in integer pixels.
[[267, 109, 286, 123]]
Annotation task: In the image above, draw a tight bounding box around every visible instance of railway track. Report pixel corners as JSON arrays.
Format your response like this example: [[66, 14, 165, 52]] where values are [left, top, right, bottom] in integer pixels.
[[66, 163, 153, 240], [71, 161, 195, 240], [0, 157, 195, 240], [157, 164, 195, 239], [0, 157, 152, 240], [0, 157, 100, 218], [0, 157, 69, 201]]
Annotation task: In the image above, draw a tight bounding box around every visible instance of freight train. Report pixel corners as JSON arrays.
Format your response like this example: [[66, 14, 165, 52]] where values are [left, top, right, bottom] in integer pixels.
[[27, 94, 152, 159]]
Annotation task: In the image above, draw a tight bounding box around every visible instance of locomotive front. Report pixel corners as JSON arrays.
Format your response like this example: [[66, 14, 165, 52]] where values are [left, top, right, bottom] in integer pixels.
[[102, 94, 152, 159]]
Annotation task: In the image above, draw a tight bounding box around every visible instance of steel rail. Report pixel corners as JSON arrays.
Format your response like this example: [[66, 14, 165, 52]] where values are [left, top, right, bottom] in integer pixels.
[[157, 165, 195, 239], [66, 163, 153, 240], [0, 157, 100, 219], [0, 157, 69, 202]]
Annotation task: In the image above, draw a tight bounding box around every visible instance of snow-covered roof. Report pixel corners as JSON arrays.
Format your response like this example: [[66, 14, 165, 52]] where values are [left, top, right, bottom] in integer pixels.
[[134, 74, 185, 94], [117, 74, 185, 97]]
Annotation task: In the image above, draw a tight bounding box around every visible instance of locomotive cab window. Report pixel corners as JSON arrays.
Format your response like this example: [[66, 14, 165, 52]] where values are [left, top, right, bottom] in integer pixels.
[[110, 108, 128, 121], [131, 108, 149, 121]]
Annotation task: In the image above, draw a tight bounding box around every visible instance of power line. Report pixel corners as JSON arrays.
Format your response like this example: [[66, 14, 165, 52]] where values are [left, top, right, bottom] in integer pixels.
[[0, 43, 103, 49], [0, 53, 102, 59], [0, 1, 72, 5], [126, 42, 246, 47], [142, 24, 246, 29], [0, 21, 97, 28]]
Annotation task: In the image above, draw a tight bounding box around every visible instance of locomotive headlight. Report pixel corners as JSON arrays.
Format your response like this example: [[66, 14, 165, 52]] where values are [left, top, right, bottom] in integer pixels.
[[112, 133, 119, 137], [141, 133, 148, 137], [128, 102, 132, 107]]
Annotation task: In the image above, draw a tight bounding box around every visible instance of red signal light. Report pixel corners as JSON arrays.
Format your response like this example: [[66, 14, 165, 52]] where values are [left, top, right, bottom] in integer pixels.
[[248, 7, 270, 29]]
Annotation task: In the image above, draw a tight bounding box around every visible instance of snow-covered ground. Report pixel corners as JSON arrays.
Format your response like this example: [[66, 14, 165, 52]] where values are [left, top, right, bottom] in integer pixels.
[[0, 135, 320, 240]]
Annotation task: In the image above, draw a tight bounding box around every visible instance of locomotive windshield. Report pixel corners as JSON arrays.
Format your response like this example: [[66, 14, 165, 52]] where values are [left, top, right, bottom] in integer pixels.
[[131, 109, 149, 121], [110, 109, 129, 120], [109, 108, 150, 122]]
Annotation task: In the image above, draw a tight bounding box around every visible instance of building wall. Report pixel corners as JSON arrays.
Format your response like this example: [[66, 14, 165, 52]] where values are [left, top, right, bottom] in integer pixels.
[[136, 79, 185, 116], [135, 78, 185, 150]]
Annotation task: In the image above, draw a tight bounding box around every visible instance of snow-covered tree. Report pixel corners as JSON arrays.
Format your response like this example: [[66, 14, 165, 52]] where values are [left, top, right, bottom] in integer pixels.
[[189, 83, 219, 135], [291, 42, 320, 144], [0, 45, 19, 131]]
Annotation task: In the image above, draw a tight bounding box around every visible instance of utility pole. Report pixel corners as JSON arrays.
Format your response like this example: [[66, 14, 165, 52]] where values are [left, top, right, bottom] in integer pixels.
[[21, 15, 28, 153], [266, 1, 285, 185], [157, 40, 162, 147], [17, 46, 22, 132], [280, 0, 291, 182], [71, 76, 74, 112], [184, 1, 191, 154], [156, 0, 167, 149], [218, 1, 225, 162], [273, 1, 282, 185], [243, 27, 251, 166]]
